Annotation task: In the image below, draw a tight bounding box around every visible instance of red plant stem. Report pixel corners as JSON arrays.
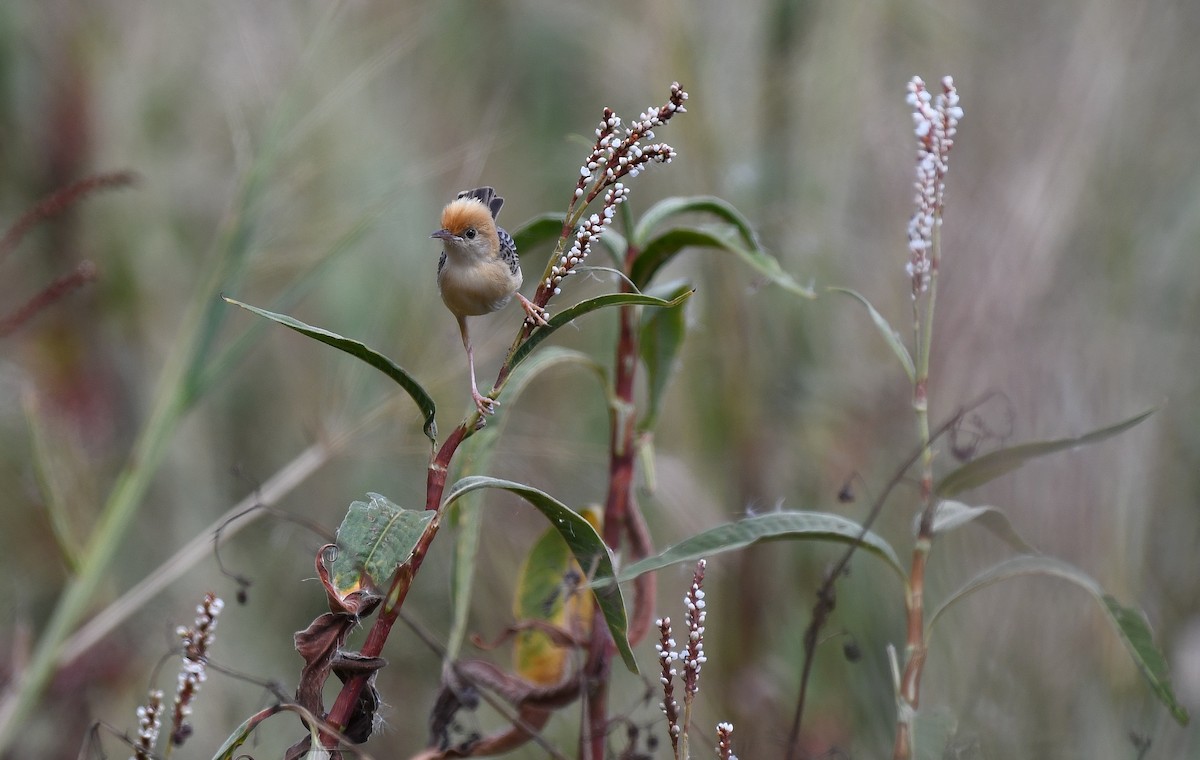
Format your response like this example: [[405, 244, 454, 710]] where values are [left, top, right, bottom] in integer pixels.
[[583, 242, 641, 759], [893, 378, 937, 759], [321, 422, 469, 744]]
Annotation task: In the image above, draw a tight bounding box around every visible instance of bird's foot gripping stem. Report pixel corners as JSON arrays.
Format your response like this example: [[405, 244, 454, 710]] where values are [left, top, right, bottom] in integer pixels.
[[517, 293, 550, 327]]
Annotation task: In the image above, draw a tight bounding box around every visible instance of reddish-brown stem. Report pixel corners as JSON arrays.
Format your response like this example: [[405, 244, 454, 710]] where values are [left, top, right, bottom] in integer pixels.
[[900, 548, 928, 707], [321, 421, 470, 745], [892, 722, 913, 760], [582, 242, 641, 759]]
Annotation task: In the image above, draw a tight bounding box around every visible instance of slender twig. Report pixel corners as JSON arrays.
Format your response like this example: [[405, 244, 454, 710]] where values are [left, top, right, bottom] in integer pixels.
[[784, 410, 966, 760]]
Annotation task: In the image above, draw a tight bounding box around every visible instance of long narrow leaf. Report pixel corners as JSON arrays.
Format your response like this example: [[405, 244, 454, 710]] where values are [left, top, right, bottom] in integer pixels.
[[935, 408, 1157, 498], [442, 475, 637, 673], [927, 555, 1188, 725], [446, 348, 607, 662], [223, 297, 437, 442], [615, 511, 907, 584], [919, 500, 1039, 555], [828, 287, 916, 383], [632, 195, 759, 250], [632, 226, 813, 297], [507, 290, 694, 376]]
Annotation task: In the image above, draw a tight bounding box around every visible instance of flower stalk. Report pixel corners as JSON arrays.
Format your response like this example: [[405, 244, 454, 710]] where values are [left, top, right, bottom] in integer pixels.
[[894, 74, 962, 760]]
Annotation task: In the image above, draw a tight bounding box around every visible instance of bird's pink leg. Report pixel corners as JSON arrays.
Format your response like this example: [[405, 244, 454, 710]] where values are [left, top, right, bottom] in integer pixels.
[[516, 293, 550, 327], [458, 315, 496, 416]]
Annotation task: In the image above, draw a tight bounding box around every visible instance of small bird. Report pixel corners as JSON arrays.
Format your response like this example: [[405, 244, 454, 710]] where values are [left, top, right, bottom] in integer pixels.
[[432, 187, 549, 416]]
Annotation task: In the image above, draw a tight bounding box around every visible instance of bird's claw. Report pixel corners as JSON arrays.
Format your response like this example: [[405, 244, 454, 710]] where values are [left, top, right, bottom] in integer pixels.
[[473, 391, 498, 417], [517, 294, 551, 328]]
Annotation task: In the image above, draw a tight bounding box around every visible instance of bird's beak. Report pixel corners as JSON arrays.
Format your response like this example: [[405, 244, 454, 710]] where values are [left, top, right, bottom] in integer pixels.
[[430, 229, 457, 242]]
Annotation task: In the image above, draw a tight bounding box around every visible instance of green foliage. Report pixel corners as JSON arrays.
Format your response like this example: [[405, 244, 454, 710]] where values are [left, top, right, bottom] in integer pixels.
[[922, 500, 1038, 555], [506, 289, 694, 372], [927, 555, 1189, 725], [629, 195, 815, 297], [441, 475, 637, 673], [328, 493, 434, 598], [828, 286, 916, 383], [638, 280, 692, 431], [935, 408, 1157, 498], [446, 347, 606, 661], [511, 212, 567, 256], [512, 521, 593, 685], [223, 297, 438, 442], [616, 511, 907, 584]]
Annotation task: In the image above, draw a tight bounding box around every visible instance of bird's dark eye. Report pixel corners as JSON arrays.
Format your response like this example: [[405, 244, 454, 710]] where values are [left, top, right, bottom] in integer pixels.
[[465, 228, 477, 239]]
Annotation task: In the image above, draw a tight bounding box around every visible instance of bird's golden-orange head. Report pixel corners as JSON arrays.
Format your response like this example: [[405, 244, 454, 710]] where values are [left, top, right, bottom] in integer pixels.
[[435, 198, 497, 242]]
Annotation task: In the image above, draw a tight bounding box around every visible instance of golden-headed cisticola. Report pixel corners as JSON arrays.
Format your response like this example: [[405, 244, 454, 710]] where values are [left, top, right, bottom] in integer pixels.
[[432, 187, 548, 416]]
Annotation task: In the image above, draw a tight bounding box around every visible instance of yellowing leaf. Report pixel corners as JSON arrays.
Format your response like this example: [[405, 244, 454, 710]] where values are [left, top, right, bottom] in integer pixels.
[[511, 512, 600, 685]]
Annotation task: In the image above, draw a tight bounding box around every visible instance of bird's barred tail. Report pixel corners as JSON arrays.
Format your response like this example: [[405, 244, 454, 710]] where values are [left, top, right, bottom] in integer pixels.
[[457, 187, 504, 220]]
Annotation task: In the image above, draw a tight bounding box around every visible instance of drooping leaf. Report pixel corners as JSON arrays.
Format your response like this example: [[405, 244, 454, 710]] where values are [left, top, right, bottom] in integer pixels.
[[442, 476, 636, 673], [828, 287, 916, 383], [507, 290, 694, 376], [638, 280, 692, 431], [917, 500, 1039, 555], [631, 226, 814, 297], [615, 511, 907, 584], [935, 408, 1157, 498], [447, 348, 607, 662], [327, 493, 434, 599], [927, 555, 1188, 725], [629, 195, 812, 295], [196, 198, 384, 402], [223, 297, 438, 442], [210, 704, 291, 760], [632, 195, 759, 250], [1102, 595, 1188, 725]]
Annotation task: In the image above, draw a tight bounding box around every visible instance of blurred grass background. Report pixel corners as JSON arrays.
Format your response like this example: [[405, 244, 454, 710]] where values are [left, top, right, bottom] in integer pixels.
[[0, 1, 1198, 757]]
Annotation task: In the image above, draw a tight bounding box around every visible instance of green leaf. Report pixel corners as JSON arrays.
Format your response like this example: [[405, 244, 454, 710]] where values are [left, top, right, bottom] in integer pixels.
[[223, 297, 438, 442], [195, 198, 385, 403], [919, 500, 1038, 555], [442, 475, 636, 673], [638, 280, 692, 431], [632, 226, 814, 297], [632, 195, 759, 250], [629, 195, 812, 296], [1102, 595, 1188, 725], [615, 511, 907, 584], [935, 408, 1157, 498], [827, 287, 916, 383], [927, 555, 1189, 725], [507, 290, 694, 377], [446, 348, 607, 662], [511, 213, 567, 260], [328, 493, 434, 598], [210, 704, 318, 760]]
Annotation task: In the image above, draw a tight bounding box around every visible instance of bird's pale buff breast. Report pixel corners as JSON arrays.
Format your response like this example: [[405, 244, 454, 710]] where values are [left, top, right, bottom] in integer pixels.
[[437, 254, 522, 316]]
